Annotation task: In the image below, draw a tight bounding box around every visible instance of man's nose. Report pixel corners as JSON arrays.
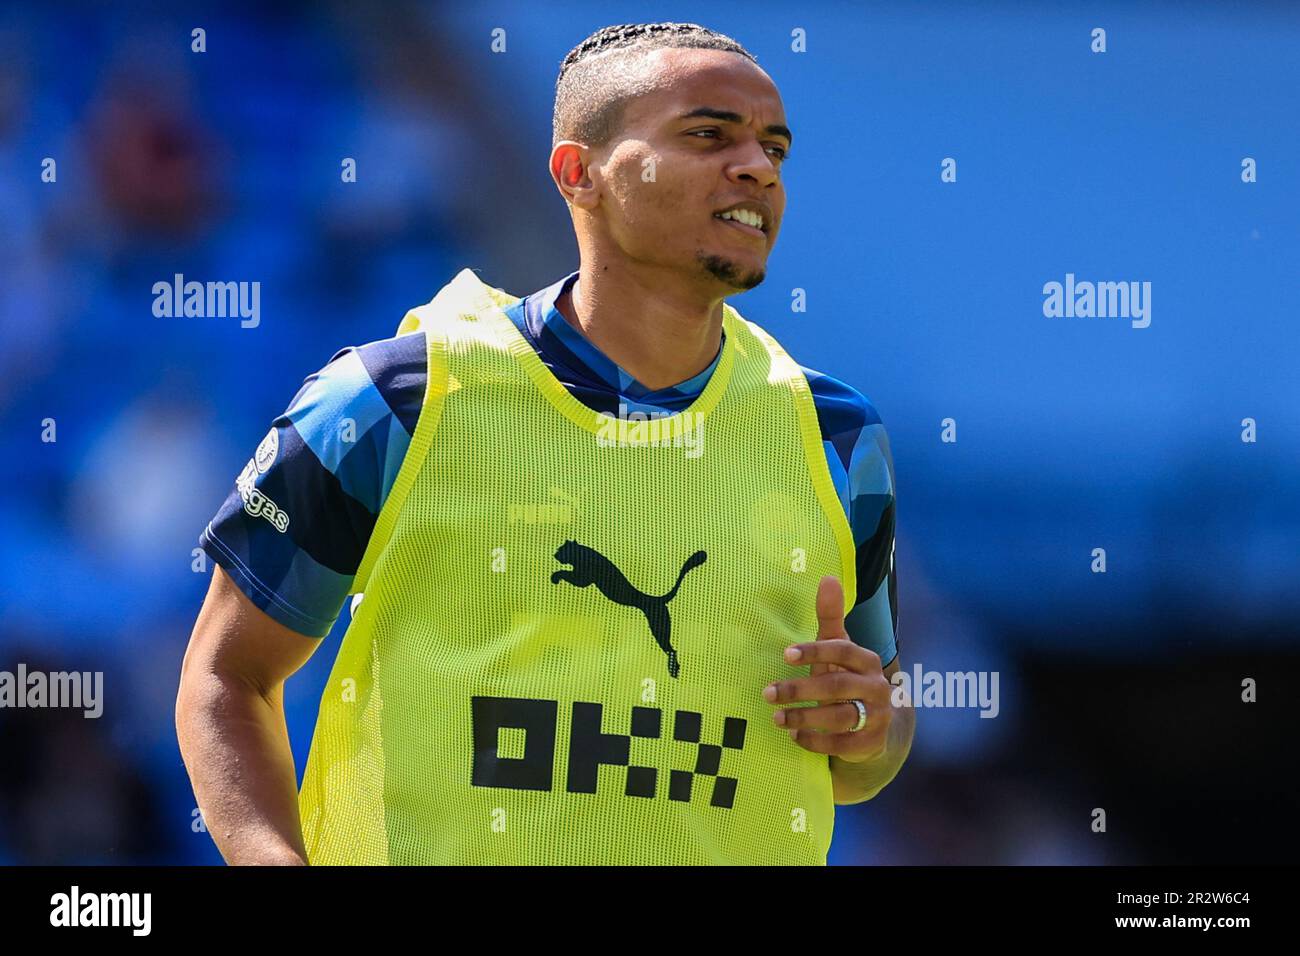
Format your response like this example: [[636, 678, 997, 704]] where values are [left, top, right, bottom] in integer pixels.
[[727, 141, 780, 189]]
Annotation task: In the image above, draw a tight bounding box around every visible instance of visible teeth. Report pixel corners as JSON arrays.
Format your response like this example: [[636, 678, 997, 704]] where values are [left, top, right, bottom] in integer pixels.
[[718, 209, 764, 231]]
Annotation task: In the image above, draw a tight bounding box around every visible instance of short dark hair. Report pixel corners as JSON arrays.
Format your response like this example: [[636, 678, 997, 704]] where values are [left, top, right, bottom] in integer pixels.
[[553, 22, 757, 149]]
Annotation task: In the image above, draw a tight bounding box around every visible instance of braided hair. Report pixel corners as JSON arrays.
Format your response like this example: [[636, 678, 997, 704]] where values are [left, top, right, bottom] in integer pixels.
[[553, 22, 757, 149]]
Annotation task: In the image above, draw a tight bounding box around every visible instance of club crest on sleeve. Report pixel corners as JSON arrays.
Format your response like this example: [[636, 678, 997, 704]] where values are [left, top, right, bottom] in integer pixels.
[[254, 428, 279, 474]]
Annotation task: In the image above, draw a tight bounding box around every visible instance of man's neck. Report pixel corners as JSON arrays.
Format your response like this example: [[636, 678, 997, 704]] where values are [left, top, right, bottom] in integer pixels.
[[553, 263, 725, 392]]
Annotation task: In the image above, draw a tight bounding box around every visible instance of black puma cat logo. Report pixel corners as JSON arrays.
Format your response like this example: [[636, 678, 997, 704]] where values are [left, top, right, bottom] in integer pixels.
[[550, 540, 707, 678]]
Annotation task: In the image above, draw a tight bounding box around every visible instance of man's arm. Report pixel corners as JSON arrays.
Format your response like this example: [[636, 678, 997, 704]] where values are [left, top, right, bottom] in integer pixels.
[[798, 370, 906, 803], [829, 656, 915, 805], [176, 564, 322, 865]]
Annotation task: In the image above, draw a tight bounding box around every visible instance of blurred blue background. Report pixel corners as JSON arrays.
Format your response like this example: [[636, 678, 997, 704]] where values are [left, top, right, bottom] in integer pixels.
[[0, 0, 1295, 864]]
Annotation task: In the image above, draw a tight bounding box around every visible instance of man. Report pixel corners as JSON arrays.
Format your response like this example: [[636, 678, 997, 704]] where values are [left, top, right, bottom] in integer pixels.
[[177, 21, 913, 865]]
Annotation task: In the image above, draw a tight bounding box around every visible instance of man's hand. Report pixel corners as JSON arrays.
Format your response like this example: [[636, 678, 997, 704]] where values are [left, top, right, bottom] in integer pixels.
[[762, 575, 894, 763]]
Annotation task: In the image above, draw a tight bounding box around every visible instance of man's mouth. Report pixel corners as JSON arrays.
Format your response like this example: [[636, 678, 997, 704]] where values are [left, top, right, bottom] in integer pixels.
[[713, 209, 767, 239]]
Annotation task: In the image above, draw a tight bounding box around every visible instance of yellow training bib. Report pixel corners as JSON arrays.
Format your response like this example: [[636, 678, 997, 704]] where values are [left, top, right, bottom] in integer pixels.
[[298, 268, 856, 864]]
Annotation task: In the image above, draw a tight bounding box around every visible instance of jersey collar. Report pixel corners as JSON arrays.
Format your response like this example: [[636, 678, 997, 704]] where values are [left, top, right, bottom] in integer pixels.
[[522, 270, 726, 409]]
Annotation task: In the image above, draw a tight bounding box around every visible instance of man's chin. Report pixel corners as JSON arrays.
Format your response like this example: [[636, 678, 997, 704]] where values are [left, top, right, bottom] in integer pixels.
[[697, 252, 766, 292]]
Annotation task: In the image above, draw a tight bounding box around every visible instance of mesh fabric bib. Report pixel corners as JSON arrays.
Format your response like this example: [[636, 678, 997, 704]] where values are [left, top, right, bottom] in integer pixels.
[[298, 269, 857, 864]]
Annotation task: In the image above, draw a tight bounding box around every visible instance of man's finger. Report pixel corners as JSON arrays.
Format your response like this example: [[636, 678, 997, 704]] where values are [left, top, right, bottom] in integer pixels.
[[765, 669, 890, 707], [811, 575, 848, 678], [786, 639, 880, 675], [815, 575, 848, 640], [774, 700, 873, 734]]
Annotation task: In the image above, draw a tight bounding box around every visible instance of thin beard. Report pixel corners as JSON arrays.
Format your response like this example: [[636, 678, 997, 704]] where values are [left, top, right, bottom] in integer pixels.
[[696, 252, 765, 291]]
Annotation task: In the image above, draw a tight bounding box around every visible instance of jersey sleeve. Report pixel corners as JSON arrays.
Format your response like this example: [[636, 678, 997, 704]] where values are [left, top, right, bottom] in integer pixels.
[[804, 367, 899, 668], [198, 331, 428, 637]]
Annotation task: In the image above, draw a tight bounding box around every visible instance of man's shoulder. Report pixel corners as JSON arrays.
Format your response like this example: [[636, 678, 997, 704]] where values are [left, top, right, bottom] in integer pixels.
[[395, 268, 525, 337], [798, 363, 884, 436], [729, 312, 882, 431], [727, 312, 886, 454], [292, 331, 429, 453], [323, 328, 428, 374]]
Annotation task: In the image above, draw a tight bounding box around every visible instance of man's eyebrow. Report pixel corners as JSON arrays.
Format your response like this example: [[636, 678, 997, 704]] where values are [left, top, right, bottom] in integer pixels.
[[677, 107, 793, 146]]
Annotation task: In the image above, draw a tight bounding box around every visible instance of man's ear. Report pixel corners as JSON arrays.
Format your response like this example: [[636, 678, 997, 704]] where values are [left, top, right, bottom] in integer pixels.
[[550, 141, 599, 211]]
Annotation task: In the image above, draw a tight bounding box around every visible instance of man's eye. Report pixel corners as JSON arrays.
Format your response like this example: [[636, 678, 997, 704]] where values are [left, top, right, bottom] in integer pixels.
[[766, 145, 788, 160], [688, 129, 721, 139]]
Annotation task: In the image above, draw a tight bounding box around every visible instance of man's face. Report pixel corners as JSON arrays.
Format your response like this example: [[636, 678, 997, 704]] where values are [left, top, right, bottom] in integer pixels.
[[587, 48, 790, 292]]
